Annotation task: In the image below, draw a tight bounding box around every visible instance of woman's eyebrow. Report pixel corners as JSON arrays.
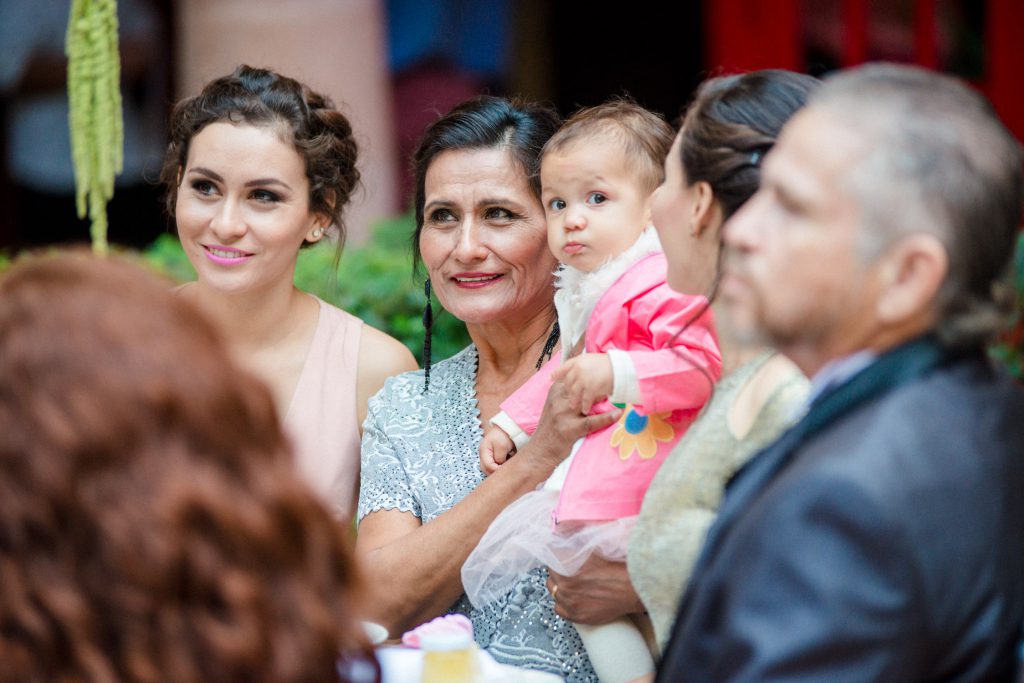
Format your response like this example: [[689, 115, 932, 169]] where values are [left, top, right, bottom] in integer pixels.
[[186, 166, 223, 182], [244, 178, 293, 191], [424, 199, 455, 211], [476, 196, 525, 209]]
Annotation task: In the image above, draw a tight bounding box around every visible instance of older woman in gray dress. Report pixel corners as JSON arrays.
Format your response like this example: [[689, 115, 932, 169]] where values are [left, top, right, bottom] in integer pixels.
[[356, 97, 618, 682]]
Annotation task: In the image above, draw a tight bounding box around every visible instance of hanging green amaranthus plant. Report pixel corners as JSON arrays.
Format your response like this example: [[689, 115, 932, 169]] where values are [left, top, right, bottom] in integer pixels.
[[66, 0, 123, 255]]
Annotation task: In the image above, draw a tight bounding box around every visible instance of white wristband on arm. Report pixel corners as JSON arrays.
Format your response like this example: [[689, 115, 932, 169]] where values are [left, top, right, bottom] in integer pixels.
[[607, 349, 642, 405], [488, 410, 531, 450]]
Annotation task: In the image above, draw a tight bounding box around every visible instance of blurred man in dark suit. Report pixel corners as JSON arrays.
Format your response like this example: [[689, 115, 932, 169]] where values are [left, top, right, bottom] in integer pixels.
[[658, 63, 1024, 682]]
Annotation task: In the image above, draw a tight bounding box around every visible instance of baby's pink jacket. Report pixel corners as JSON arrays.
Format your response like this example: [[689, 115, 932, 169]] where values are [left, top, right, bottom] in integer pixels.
[[499, 252, 722, 523]]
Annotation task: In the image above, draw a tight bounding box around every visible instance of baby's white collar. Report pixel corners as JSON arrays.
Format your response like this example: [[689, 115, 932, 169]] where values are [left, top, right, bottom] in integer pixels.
[[554, 226, 662, 355]]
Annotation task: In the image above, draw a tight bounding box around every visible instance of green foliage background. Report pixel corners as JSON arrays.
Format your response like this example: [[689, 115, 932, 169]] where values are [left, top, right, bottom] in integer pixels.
[[141, 212, 471, 363]]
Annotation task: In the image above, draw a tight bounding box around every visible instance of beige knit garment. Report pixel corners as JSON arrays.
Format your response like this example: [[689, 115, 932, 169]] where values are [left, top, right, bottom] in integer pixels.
[[627, 352, 810, 652]]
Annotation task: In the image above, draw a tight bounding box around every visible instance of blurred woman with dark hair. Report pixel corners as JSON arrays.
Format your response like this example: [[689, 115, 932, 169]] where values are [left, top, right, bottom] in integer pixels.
[[0, 253, 377, 683]]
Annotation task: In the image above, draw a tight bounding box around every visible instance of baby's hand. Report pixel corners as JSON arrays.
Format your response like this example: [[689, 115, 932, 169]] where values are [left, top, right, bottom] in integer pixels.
[[479, 427, 517, 476], [551, 353, 614, 414]]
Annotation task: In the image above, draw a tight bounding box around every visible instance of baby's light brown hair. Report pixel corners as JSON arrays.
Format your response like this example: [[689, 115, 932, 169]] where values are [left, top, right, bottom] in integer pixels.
[[542, 98, 675, 195]]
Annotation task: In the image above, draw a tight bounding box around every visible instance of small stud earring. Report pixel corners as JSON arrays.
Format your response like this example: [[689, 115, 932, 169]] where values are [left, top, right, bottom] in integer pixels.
[[312, 227, 323, 239]]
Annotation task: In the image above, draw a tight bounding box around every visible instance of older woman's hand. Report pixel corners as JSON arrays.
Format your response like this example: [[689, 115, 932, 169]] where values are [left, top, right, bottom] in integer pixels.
[[523, 379, 622, 475], [546, 555, 645, 625]]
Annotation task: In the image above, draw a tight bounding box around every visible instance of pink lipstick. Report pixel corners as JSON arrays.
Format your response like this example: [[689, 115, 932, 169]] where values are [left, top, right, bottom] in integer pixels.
[[203, 245, 253, 266]]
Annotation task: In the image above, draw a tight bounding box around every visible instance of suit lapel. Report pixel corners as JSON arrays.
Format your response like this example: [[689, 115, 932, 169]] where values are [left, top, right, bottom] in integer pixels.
[[690, 336, 953, 586]]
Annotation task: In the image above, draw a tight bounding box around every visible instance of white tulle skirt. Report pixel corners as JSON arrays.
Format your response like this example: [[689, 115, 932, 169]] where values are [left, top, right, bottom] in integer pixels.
[[462, 487, 637, 608]]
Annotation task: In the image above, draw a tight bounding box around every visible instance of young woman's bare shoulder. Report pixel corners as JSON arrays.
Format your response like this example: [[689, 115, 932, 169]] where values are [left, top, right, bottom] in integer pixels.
[[356, 326, 419, 423]]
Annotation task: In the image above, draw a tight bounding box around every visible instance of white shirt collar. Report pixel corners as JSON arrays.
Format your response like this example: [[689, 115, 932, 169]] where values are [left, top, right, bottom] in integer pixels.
[[805, 349, 878, 407]]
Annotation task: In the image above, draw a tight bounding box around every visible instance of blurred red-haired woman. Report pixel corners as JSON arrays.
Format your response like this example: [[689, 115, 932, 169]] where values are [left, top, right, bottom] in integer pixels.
[[0, 252, 378, 683]]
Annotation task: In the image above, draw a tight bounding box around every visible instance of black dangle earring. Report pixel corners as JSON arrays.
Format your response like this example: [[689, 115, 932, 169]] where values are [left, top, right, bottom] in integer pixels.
[[422, 278, 434, 392], [535, 321, 560, 370]]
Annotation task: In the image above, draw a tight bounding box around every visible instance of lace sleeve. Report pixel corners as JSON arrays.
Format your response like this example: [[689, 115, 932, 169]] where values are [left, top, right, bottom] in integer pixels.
[[357, 377, 420, 523]]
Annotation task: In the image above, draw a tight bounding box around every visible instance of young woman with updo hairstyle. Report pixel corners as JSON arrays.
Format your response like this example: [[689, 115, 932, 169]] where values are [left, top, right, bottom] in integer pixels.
[[161, 66, 416, 519], [543, 70, 821, 653], [0, 253, 377, 683]]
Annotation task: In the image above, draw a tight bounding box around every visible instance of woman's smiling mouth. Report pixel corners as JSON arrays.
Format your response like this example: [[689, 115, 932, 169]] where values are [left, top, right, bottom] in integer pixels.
[[452, 273, 503, 288], [203, 245, 254, 265]]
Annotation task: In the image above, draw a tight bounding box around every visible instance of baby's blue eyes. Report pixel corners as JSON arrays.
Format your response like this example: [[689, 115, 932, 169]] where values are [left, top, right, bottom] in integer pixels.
[[547, 194, 608, 211]]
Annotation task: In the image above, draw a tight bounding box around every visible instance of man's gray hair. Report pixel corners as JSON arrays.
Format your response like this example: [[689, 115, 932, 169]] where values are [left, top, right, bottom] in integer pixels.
[[811, 63, 1022, 347]]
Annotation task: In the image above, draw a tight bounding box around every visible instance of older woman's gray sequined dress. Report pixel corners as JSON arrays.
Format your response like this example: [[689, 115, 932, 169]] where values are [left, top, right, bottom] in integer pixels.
[[358, 346, 597, 682]]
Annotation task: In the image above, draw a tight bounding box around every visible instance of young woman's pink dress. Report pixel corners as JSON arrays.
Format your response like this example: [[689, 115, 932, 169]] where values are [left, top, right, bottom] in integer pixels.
[[285, 296, 363, 519]]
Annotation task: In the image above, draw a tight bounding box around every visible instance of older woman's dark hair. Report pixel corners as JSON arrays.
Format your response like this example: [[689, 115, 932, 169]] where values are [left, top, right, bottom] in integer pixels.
[[160, 65, 360, 252], [678, 69, 821, 219], [0, 253, 377, 683], [410, 95, 561, 272]]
